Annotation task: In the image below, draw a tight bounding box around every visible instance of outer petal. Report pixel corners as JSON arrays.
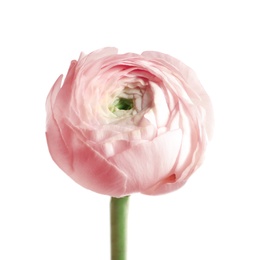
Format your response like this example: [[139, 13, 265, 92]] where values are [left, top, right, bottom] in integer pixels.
[[142, 51, 214, 140], [109, 129, 183, 193], [142, 177, 187, 195], [52, 60, 78, 119], [78, 47, 118, 64], [46, 75, 63, 127], [46, 109, 73, 176], [46, 120, 129, 197]]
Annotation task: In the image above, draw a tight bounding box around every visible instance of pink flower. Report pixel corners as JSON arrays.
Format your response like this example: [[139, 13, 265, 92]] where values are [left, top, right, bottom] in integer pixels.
[[46, 47, 213, 197]]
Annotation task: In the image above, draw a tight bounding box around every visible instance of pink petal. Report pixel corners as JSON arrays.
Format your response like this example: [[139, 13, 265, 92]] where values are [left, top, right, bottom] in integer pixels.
[[142, 51, 214, 140], [45, 75, 63, 126], [53, 61, 78, 117], [78, 47, 118, 65], [46, 120, 129, 197], [109, 129, 183, 193]]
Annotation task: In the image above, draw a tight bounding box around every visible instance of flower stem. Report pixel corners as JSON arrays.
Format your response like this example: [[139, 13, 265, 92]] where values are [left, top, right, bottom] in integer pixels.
[[110, 196, 129, 260]]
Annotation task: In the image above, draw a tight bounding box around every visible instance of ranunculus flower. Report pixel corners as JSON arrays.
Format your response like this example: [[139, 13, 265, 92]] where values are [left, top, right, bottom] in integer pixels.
[[46, 47, 213, 197]]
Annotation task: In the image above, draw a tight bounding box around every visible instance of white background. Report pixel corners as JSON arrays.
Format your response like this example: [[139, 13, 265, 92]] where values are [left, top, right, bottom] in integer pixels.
[[1, 0, 276, 259]]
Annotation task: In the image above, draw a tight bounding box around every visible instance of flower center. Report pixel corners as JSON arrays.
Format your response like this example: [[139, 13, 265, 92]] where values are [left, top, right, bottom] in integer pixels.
[[113, 97, 134, 111], [109, 97, 134, 115], [107, 83, 149, 119]]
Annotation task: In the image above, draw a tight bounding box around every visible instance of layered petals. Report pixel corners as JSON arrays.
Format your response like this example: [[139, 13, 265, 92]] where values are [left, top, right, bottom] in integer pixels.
[[46, 47, 213, 197]]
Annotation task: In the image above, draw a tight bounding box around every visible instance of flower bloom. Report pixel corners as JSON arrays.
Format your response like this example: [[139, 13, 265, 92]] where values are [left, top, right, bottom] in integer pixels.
[[46, 48, 213, 197]]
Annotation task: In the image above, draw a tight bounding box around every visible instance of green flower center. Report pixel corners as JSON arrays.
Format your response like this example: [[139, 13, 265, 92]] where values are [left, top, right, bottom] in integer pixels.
[[109, 97, 134, 113], [115, 98, 134, 110]]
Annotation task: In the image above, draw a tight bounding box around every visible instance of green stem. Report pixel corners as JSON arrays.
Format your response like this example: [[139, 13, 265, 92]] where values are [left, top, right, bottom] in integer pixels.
[[110, 196, 129, 260]]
